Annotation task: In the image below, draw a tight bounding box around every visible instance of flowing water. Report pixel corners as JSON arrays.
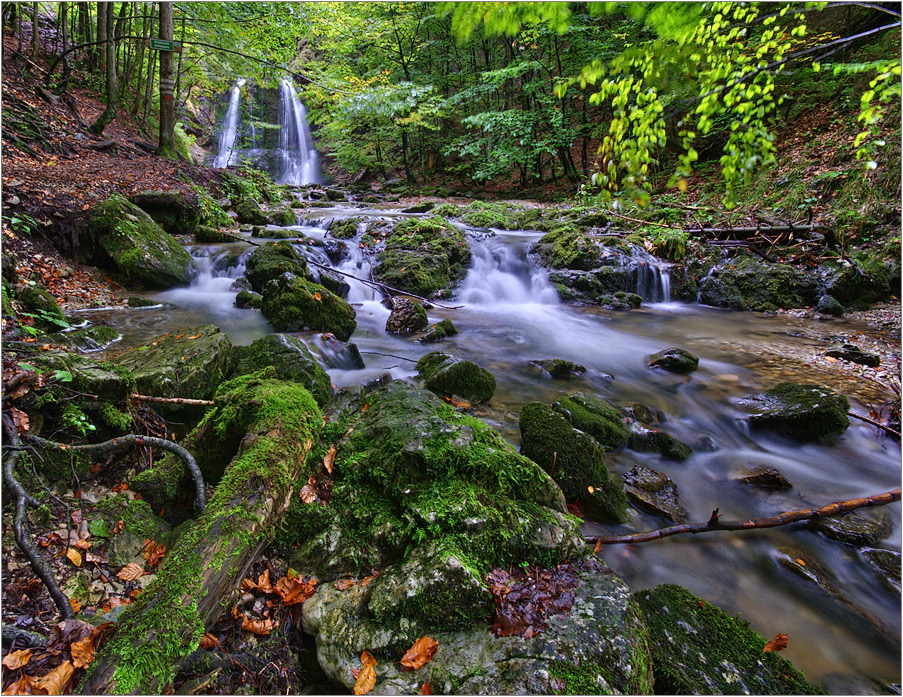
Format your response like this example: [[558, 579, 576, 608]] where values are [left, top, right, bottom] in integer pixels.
[[212, 79, 245, 169], [83, 200, 901, 691], [276, 79, 321, 186]]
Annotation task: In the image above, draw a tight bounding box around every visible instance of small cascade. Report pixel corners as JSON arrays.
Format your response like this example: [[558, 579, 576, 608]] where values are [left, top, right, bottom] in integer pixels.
[[626, 247, 672, 303], [457, 232, 559, 306], [212, 79, 245, 168], [277, 79, 321, 186]]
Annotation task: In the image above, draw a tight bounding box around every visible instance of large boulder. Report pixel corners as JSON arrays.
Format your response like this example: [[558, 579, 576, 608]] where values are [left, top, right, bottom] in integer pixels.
[[635, 584, 822, 694], [698, 255, 819, 312], [740, 382, 850, 443], [43, 325, 120, 352], [420, 319, 458, 343], [107, 324, 233, 401], [531, 226, 601, 271], [385, 297, 428, 334], [622, 465, 687, 522], [231, 333, 332, 406], [129, 190, 200, 235], [415, 351, 496, 404], [260, 273, 357, 341], [647, 347, 699, 373], [234, 198, 270, 226], [83, 194, 193, 289], [821, 251, 900, 309], [551, 392, 629, 449], [17, 284, 68, 330], [244, 241, 310, 294], [519, 401, 627, 523]]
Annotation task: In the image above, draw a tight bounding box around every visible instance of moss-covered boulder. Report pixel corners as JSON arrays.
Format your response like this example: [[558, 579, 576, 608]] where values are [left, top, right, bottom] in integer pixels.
[[43, 325, 120, 352], [402, 202, 435, 214], [260, 274, 357, 341], [234, 289, 262, 309], [234, 198, 270, 226], [635, 584, 822, 694], [698, 256, 819, 312], [460, 201, 519, 229], [741, 382, 850, 443], [809, 510, 893, 546], [628, 426, 693, 461], [531, 226, 601, 271], [194, 225, 232, 243], [420, 318, 457, 343], [821, 251, 901, 309], [825, 344, 880, 367], [244, 241, 310, 294], [533, 359, 587, 378], [551, 392, 629, 450], [17, 284, 68, 330], [107, 324, 233, 401], [737, 465, 793, 490], [431, 203, 460, 218], [385, 297, 428, 334], [415, 351, 496, 404], [84, 194, 193, 289], [34, 353, 133, 403], [327, 217, 362, 239], [93, 493, 171, 567], [815, 294, 844, 317], [647, 347, 699, 373], [269, 207, 296, 227], [519, 401, 628, 523], [860, 548, 901, 594], [231, 333, 332, 406], [374, 217, 471, 297], [129, 190, 200, 235], [599, 291, 643, 310]]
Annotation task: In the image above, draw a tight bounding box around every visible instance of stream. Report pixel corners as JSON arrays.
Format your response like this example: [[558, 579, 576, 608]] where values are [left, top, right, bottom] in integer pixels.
[[81, 199, 901, 692]]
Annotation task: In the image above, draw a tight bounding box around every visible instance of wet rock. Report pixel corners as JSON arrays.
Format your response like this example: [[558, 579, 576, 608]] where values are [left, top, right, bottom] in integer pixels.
[[431, 203, 460, 218], [18, 284, 67, 330], [402, 202, 435, 214], [312, 268, 351, 299], [647, 347, 699, 373], [697, 255, 819, 312], [628, 426, 692, 461], [84, 194, 193, 289], [599, 291, 643, 310], [234, 290, 262, 309], [231, 333, 332, 406], [420, 318, 458, 343], [519, 401, 627, 523], [809, 510, 893, 546], [531, 226, 601, 271], [626, 402, 665, 425], [736, 466, 792, 490], [634, 584, 821, 695], [244, 241, 310, 294], [324, 188, 347, 202], [741, 382, 850, 443], [129, 189, 201, 235], [194, 225, 232, 243], [815, 294, 844, 317], [416, 351, 496, 404], [229, 277, 252, 293], [551, 392, 629, 450], [460, 200, 522, 229], [318, 238, 348, 263], [260, 273, 357, 341], [234, 198, 270, 226], [269, 207, 296, 227], [328, 217, 362, 239], [859, 548, 901, 594], [821, 251, 901, 309], [825, 344, 880, 367], [93, 493, 170, 568], [34, 353, 131, 403], [108, 324, 233, 401], [44, 325, 120, 352], [316, 335, 365, 370], [532, 358, 587, 378], [385, 297, 428, 334], [622, 466, 687, 522]]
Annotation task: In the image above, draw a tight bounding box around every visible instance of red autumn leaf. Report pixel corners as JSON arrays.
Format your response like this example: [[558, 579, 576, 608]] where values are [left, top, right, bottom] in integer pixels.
[[274, 575, 315, 606], [352, 664, 376, 695], [69, 597, 82, 613], [256, 568, 274, 593], [2, 649, 32, 670], [74, 539, 92, 551], [764, 633, 788, 652], [116, 563, 145, 581], [8, 406, 29, 434], [111, 483, 128, 493], [312, 292, 322, 302], [593, 540, 602, 555], [199, 633, 220, 650], [323, 445, 336, 474], [399, 636, 438, 670], [350, 668, 362, 680]]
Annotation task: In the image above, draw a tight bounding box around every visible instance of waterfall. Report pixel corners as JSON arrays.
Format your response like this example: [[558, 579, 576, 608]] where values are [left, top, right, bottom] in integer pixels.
[[627, 247, 672, 303], [277, 78, 321, 186], [212, 78, 245, 168]]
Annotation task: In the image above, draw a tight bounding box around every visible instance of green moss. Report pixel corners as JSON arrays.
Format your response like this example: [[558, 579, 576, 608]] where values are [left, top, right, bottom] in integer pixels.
[[234, 289, 262, 309], [420, 318, 458, 343], [260, 275, 357, 341], [747, 382, 850, 443], [127, 296, 161, 308], [552, 393, 628, 450], [532, 226, 601, 270], [460, 201, 521, 229], [415, 351, 496, 404], [97, 403, 134, 434], [329, 217, 363, 239], [269, 208, 296, 227], [431, 203, 461, 218], [244, 241, 310, 294], [231, 334, 332, 406], [18, 284, 67, 330], [549, 660, 614, 695], [95, 494, 168, 541]]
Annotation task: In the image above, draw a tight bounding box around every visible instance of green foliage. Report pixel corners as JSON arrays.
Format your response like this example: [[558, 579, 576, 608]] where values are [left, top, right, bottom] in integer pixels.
[[4, 212, 38, 236], [189, 185, 231, 228], [60, 403, 96, 436], [220, 165, 283, 205]]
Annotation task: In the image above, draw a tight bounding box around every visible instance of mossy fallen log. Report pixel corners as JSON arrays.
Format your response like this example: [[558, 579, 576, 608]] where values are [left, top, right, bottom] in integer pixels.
[[79, 371, 322, 694]]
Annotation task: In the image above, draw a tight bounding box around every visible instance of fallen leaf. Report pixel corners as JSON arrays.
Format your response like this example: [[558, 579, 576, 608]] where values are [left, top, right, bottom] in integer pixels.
[[116, 563, 145, 581], [74, 539, 92, 551], [3, 674, 38, 695], [360, 651, 377, 667], [65, 548, 82, 567], [764, 633, 788, 652], [70, 510, 83, 525], [359, 571, 380, 587], [111, 484, 128, 493], [419, 683, 432, 695], [256, 569, 273, 594], [312, 292, 322, 302], [31, 660, 74, 695], [187, 334, 201, 339], [69, 597, 81, 613], [335, 579, 355, 591], [240, 577, 257, 592], [299, 475, 318, 504], [9, 406, 29, 434], [323, 445, 336, 474], [112, 520, 124, 534], [109, 597, 132, 608], [274, 575, 315, 606], [353, 664, 376, 695], [593, 540, 602, 555], [2, 649, 32, 670], [399, 636, 438, 670], [70, 636, 95, 668], [199, 633, 220, 650], [587, 485, 595, 494], [240, 616, 273, 636]]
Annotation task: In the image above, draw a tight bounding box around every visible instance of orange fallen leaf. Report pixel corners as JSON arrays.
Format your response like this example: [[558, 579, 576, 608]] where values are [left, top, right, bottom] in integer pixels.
[[764, 633, 788, 652], [187, 334, 201, 339], [9, 407, 29, 434], [69, 597, 81, 613], [240, 577, 257, 592], [109, 597, 132, 608], [111, 484, 128, 493], [257, 569, 274, 594], [299, 475, 318, 504], [312, 292, 322, 302], [352, 664, 376, 695], [335, 579, 355, 591], [112, 520, 124, 534], [31, 660, 74, 695], [360, 651, 377, 667], [70, 636, 95, 669], [2, 673, 38, 695], [323, 445, 336, 474], [74, 539, 92, 551], [360, 404, 369, 412], [117, 563, 145, 581], [419, 683, 433, 695], [399, 636, 438, 670], [65, 548, 82, 567], [593, 540, 602, 555], [240, 616, 274, 636], [274, 575, 314, 606], [199, 633, 220, 650], [359, 571, 380, 587], [2, 649, 32, 670]]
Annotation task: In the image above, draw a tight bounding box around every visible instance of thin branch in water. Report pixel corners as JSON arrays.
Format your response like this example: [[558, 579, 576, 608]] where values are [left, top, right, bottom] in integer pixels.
[[359, 351, 418, 363], [848, 411, 901, 439]]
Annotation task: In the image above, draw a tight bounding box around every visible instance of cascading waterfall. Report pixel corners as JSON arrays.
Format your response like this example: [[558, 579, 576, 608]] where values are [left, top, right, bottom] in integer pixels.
[[626, 247, 672, 303], [458, 232, 559, 306], [277, 78, 321, 186], [212, 78, 246, 168]]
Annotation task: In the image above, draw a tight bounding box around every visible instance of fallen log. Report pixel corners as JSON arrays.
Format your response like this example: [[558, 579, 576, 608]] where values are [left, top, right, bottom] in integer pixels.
[[79, 373, 321, 695], [129, 393, 215, 407], [586, 489, 901, 545]]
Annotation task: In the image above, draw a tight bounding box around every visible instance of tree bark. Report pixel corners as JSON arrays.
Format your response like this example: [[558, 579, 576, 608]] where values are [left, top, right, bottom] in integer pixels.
[[157, 1, 177, 158], [89, 2, 116, 135], [96, 1, 106, 73], [30, 3, 38, 60]]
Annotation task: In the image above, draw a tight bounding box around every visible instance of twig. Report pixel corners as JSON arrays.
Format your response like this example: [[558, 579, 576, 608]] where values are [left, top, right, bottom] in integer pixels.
[[586, 489, 901, 545], [130, 393, 215, 407], [848, 411, 901, 439], [26, 433, 206, 511], [359, 351, 418, 363]]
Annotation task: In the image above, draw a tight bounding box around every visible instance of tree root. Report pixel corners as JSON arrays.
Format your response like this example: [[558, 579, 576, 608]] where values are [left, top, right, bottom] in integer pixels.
[[586, 489, 901, 545], [25, 433, 207, 511]]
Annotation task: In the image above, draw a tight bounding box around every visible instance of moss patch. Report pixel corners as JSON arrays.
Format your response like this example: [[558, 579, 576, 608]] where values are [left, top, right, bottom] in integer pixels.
[[260, 275, 357, 341]]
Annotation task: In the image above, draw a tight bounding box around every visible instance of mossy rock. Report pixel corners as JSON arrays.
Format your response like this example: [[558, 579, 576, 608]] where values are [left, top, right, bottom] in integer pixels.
[[93, 493, 171, 568], [599, 291, 643, 311], [648, 347, 699, 373], [129, 190, 200, 235], [552, 392, 629, 450], [533, 359, 586, 378], [244, 241, 310, 294], [629, 427, 693, 461], [821, 251, 900, 309], [431, 203, 460, 218], [415, 351, 496, 404], [269, 207, 297, 227], [231, 333, 332, 406], [809, 510, 893, 546], [328, 217, 362, 240], [234, 198, 270, 226], [519, 401, 628, 523], [460, 201, 519, 229], [532, 226, 602, 271], [17, 284, 67, 330], [622, 465, 687, 522], [859, 548, 901, 594], [44, 325, 120, 352], [402, 202, 435, 214], [194, 225, 232, 243], [107, 324, 233, 401], [385, 298, 428, 334], [2, 280, 13, 318], [260, 274, 357, 341], [84, 194, 193, 289], [815, 294, 844, 317], [127, 296, 161, 308], [742, 382, 850, 443], [34, 353, 133, 402], [634, 584, 823, 695], [234, 289, 262, 309], [698, 256, 819, 311], [420, 318, 457, 343]]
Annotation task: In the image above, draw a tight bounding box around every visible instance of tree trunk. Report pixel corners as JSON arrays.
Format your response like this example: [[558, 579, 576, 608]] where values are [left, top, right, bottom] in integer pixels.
[[96, 1, 106, 73], [131, 6, 147, 116], [30, 3, 38, 60], [140, 49, 156, 132], [78, 377, 321, 695], [156, 1, 176, 158], [400, 128, 416, 183], [88, 2, 116, 135]]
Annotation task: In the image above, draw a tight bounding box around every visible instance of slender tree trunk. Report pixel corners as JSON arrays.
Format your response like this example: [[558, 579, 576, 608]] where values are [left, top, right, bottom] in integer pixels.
[[131, 8, 147, 116], [141, 50, 156, 132], [97, 1, 106, 73], [89, 2, 117, 135], [174, 15, 185, 106], [157, 1, 176, 157], [17, 3, 23, 51], [400, 128, 416, 183], [30, 3, 38, 60]]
